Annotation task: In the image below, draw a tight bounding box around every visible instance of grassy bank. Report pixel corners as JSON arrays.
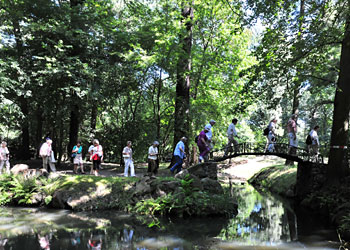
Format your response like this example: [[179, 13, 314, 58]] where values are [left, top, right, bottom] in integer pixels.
[[248, 164, 297, 197], [0, 173, 237, 218]]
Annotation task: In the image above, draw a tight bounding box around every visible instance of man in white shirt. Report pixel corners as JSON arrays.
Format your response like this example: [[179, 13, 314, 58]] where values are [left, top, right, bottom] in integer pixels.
[[123, 141, 135, 177], [39, 138, 56, 172], [309, 125, 320, 156], [148, 141, 159, 176], [205, 119, 216, 150], [224, 118, 239, 156]]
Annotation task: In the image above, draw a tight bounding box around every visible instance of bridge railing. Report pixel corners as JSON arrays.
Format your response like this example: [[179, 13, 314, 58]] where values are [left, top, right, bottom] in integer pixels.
[[210, 142, 315, 163]]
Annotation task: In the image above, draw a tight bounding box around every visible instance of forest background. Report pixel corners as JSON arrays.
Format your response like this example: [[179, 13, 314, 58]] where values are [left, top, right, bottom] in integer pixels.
[[0, 0, 347, 180]]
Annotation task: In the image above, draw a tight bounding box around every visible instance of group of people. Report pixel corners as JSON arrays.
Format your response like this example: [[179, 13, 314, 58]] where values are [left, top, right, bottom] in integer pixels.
[[37, 138, 160, 177], [265, 114, 320, 163], [169, 114, 321, 173], [170, 118, 241, 174], [122, 140, 160, 177], [197, 119, 240, 162], [0, 114, 321, 176]]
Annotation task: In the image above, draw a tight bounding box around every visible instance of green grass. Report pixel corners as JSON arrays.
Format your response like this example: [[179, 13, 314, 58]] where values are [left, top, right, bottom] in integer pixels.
[[248, 164, 297, 195]]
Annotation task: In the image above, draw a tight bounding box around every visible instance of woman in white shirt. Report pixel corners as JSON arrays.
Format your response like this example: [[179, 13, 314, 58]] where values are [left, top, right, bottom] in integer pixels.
[[123, 141, 135, 177], [267, 118, 277, 152], [90, 139, 103, 176], [0, 141, 10, 174], [148, 141, 159, 176]]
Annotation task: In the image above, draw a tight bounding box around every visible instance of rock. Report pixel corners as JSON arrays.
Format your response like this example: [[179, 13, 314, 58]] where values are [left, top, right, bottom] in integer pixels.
[[286, 189, 294, 198], [201, 178, 223, 194], [133, 177, 155, 196], [188, 162, 218, 180], [174, 169, 190, 179], [11, 164, 29, 175], [31, 192, 44, 205], [158, 181, 180, 193], [155, 188, 167, 197], [51, 190, 67, 209], [314, 174, 326, 184], [189, 175, 203, 191]]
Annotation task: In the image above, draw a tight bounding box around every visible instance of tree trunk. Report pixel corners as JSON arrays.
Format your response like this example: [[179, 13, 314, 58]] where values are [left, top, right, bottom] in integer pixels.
[[327, 16, 350, 183], [13, 17, 30, 159], [35, 107, 43, 158], [170, 2, 194, 167], [291, 0, 304, 119], [90, 103, 97, 139], [57, 115, 64, 165], [68, 104, 80, 157], [19, 97, 31, 160], [156, 77, 162, 140], [292, 87, 300, 117]]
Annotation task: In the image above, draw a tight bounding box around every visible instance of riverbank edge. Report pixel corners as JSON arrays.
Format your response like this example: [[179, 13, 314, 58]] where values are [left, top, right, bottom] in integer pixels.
[[248, 164, 350, 241], [0, 173, 238, 219]]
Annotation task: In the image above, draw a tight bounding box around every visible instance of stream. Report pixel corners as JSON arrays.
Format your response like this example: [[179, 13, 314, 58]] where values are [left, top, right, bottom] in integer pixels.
[[0, 184, 339, 249]]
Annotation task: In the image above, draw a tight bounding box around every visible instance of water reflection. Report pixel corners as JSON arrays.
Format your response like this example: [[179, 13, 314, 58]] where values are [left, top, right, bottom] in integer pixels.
[[0, 184, 339, 249], [218, 185, 297, 245]]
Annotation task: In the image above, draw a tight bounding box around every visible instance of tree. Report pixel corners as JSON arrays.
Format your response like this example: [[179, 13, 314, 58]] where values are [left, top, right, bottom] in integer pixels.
[[243, 0, 350, 183]]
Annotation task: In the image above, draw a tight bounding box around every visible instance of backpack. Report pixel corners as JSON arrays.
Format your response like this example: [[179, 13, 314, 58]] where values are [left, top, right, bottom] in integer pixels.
[[195, 135, 199, 143], [306, 134, 312, 145], [263, 127, 269, 136]]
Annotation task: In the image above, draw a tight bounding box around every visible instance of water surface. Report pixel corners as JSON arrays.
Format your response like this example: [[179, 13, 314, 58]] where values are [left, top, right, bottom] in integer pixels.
[[0, 185, 339, 249]]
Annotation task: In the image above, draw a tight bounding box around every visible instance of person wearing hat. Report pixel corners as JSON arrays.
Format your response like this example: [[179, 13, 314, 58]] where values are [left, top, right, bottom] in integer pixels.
[[197, 126, 210, 162], [205, 120, 216, 150], [170, 137, 187, 174], [148, 141, 159, 176], [39, 138, 56, 172], [122, 141, 136, 177], [224, 118, 239, 156]]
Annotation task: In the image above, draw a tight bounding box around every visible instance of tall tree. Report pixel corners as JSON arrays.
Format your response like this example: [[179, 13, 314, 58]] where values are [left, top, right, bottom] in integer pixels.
[[173, 0, 194, 153], [327, 13, 350, 182]]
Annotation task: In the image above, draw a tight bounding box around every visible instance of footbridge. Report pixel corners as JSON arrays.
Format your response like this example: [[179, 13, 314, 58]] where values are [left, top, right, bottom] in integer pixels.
[[210, 142, 325, 163]]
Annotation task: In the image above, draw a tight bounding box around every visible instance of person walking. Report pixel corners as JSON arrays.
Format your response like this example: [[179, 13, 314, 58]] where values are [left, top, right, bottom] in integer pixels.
[[72, 141, 85, 174], [148, 141, 159, 176], [308, 125, 320, 156], [170, 137, 187, 174], [90, 139, 103, 176], [224, 118, 239, 156], [0, 141, 10, 174], [205, 120, 216, 150], [123, 141, 135, 177], [266, 118, 277, 153], [286, 114, 298, 165], [39, 138, 56, 172], [197, 127, 210, 162]]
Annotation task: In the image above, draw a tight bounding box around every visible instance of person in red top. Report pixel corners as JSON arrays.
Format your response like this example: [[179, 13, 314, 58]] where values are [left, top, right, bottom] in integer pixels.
[[197, 126, 210, 162]]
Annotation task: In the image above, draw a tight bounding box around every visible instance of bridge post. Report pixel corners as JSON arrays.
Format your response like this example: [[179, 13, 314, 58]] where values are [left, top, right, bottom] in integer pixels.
[[295, 161, 326, 199]]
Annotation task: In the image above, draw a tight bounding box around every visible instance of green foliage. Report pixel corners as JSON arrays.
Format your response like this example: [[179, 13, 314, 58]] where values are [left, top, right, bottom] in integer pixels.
[[0, 0, 255, 162], [134, 176, 234, 217], [0, 174, 13, 205], [10, 175, 38, 205]]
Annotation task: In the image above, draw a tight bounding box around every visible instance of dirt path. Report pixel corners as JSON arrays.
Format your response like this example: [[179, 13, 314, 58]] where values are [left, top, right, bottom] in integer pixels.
[[12, 156, 284, 180], [217, 156, 285, 183]]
